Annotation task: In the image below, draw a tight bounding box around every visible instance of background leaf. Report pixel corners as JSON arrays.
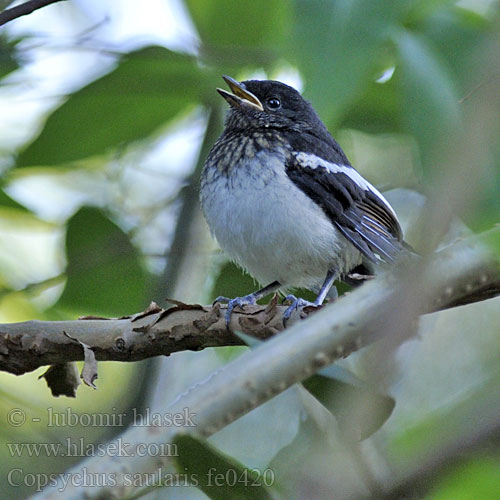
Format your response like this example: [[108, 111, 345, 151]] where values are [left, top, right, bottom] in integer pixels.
[[292, 0, 404, 127], [173, 434, 276, 500], [0, 34, 19, 79], [426, 457, 500, 500], [186, 0, 291, 50], [394, 29, 461, 168], [55, 206, 149, 316], [303, 365, 396, 440], [0, 187, 29, 211], [16, 47, 208, 167]]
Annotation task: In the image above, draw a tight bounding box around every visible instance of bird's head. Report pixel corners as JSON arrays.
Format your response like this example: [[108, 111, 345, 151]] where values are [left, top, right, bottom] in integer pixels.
[[217, 76, 329, 138]]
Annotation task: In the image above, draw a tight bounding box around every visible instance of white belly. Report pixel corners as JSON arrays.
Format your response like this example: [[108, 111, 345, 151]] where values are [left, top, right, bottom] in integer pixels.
[[201, 150, 362, 290]]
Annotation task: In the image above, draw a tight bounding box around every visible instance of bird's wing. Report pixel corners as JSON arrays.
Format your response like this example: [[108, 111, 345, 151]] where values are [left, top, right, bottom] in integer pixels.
[[286, 152, 404, 263]]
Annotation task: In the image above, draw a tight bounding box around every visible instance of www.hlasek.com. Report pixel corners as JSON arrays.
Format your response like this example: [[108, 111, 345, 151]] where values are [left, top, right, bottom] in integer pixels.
[[7, 467, 276, 493], [7, 438, 178, 458]]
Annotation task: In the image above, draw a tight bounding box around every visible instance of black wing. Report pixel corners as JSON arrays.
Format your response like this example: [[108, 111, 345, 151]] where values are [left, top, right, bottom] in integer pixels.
[[286, 152, 404, 263]]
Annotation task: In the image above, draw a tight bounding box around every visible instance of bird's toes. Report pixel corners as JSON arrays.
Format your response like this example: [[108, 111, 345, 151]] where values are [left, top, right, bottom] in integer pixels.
[[213, 295, 232, 306], [282, 295, 316, 326], [227, 294, 258, 314], [222, 294, 258, 328]]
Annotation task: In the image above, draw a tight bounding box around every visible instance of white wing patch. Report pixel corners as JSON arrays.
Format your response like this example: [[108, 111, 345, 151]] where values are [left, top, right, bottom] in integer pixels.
[[293, 152, 398, 219]]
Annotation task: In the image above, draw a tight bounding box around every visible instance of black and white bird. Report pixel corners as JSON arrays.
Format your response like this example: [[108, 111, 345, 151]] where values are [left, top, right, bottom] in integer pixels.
[[200, 76, 408, 325]]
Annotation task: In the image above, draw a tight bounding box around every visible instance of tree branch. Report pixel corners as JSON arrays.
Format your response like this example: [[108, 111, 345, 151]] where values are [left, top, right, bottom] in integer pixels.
[[0, 300, 285, 376], [0, 0, 66, 26], [1, 229, 500, 379]]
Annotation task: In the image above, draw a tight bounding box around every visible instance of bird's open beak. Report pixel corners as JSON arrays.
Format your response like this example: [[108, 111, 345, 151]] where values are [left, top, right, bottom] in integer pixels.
[[217, 75, 264, 112]]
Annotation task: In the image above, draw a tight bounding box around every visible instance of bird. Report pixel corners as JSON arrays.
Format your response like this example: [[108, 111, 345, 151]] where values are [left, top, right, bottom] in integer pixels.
[[200, 75, 408, 326]]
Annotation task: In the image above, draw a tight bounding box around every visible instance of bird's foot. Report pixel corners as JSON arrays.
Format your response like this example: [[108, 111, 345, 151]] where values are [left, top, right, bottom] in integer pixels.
[[282, 295, 317, 326], [213, 294, 258, 328]]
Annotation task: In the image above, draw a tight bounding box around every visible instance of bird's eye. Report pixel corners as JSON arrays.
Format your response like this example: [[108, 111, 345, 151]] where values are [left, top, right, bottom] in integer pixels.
[[266, 97, 281, 109]]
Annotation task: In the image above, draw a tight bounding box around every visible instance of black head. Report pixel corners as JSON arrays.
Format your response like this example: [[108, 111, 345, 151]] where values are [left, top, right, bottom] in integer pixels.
[[217, 76, 331, 140]]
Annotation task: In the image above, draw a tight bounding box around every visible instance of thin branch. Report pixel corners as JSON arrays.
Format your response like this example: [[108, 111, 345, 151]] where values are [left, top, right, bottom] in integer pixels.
[[0, 0, 66, 26]]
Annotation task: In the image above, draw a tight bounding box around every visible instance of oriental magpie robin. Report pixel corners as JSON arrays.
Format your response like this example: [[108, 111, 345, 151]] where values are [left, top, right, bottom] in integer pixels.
[[200, 76, 409, 326]]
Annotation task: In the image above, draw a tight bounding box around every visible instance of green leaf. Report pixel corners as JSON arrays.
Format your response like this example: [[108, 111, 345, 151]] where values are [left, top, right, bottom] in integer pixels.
[[268, 386, 360, 498], [209, 261, 258, 304], [426, 457, 500, 500], [0, 34, 19, 79], [0, 187, 29, 211], [416, 5, 491, 81], [173, 434, 276, 500], [404, 0, 456, 25], [303, 365, 395, 440], [292, 0, 403, 127], [340, 77, 402, 134], [55, 206, 149, 316], [476, 207, 500, 256], [463, 157, 500, 233], [390, 375, 500, 463], [268, 409, 331, 488], [16, 47, 207, 167], [394, 29, 462, 167], [186, 0, 291, 50]]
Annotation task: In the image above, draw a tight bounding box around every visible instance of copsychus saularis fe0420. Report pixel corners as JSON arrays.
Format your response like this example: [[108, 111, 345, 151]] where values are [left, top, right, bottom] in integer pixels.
[[200, 76, 409, 325]]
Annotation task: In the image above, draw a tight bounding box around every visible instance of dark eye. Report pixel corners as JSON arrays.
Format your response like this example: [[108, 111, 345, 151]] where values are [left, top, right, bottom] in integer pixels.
[[266, 97, 281, 109]]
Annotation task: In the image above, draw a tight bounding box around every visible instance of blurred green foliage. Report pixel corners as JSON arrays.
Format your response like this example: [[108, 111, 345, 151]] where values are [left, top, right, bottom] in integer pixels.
[[55, 206, 150, 316], [173, 434, 276, 500], [0, 33, 18, 78], [0, 0, 499, 499], [186, 0, 291, 50], [426, 457, 500, 500], [17, 47, 209, 167]]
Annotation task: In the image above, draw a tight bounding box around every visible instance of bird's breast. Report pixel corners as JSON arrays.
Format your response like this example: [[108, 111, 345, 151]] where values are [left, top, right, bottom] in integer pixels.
[[200, 145, 362, 289]]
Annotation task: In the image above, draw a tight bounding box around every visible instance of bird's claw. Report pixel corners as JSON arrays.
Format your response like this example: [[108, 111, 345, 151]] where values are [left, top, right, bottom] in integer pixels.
[[213, 294, 258, 328], [282, 294, 316, 326], [213, 295, 231, 306]]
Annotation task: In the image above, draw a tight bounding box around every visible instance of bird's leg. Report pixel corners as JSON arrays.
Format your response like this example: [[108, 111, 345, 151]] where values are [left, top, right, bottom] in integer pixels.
[[282, 270, 337, 325], [314, 270, 338, 304], [214, 280, 281, 328]]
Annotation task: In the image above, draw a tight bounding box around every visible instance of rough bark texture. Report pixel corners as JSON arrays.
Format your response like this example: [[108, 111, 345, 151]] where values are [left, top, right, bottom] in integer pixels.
[[0, 299, 288, 376]]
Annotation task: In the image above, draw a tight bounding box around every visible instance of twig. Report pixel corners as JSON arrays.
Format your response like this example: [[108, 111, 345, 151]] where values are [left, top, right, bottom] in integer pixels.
[[0, 0, 66, 27]]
